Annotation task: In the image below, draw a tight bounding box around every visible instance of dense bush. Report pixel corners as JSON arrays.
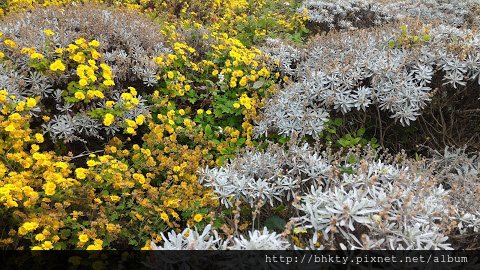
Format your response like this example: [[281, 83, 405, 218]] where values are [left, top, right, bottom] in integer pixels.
[[0, 0, 301, 248], [0, 6, 168, 147], [199, 140, 479, 249], [257, 21, 480, 152], [299, 0, 480, 32]]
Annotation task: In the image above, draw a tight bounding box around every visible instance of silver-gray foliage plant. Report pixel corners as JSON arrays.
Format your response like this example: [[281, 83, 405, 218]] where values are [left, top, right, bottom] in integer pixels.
[[198, 142, 479, 250], [257, 23, 480, 138]]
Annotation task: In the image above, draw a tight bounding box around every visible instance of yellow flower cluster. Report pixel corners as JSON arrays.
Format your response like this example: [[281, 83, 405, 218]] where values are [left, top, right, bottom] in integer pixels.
[[0, 0, 304, 250]]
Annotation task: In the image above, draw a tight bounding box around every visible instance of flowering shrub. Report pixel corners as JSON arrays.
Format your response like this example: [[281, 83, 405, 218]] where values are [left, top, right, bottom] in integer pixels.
[[1, 0, 479, 251], [0, 1, 286, 250], [0, 6, 168, 148]]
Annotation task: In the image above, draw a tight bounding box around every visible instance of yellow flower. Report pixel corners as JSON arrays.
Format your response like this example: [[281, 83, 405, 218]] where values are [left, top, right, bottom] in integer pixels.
[[75, 168, 88, 180], [4, 39, 16, 48], [105, 101, 115, 109], [67, 44, 79, 53], [22, 222, 39, 232], [86, 245, 99, 250], [88, 40, 100, 47], [15, 101, 25, 111], [103, 79, 115, 86], [206, 110, 212, 115], [86, 160, 97, 167], [75, 38, 86, 45], [128, 87, 137, 95], [103, 113, 114, 126], [4, 124, 14, 132], [233, 103, 240, 109], [74, 91, 85, 100], [239, 94, 252, 109], [184, 85, 191, 91], [31, 144, 40, 152], [160, 212, 169, 222], [35, 133, 44, 143], [18, 227, 27, 235], [197, 109, 204, 115], [212, 69, 219, 76], [26, 98, 37, 107], [30, 53, 44, 60], [239, 77, 248, 86], [72, 52, 85, 63], [135, 115, 145, 125], [43, 29, 55, 36], [31, 246, 43, 250], [193, 214, 203, 222], [94, 239, 103, 247], [44, 182, 56, 196], [167, 71, 174, 79], [126, 127, 135, 134], [79, 79, 89, 87], [49, 60, 66, 72], [91, 49, 101, 60], [78, 234, 89, 243], [35, 234, 45, 241], [41, 241, 53, 250]]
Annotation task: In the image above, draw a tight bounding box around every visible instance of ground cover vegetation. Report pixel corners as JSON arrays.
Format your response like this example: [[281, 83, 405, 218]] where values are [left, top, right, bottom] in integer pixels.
[[0, 0, 479, 251]]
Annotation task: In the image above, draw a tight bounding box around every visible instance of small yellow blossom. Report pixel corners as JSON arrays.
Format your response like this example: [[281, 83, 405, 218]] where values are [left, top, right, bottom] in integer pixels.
[[103, 113, 114, 126], [88, 40, 100, 47], [35, 133, 44, 143], [193, 214, 203, 222], [49, 60, 66, 72], [43, 29, 55, 36], [74, 91, 85, 100], [78, 234, 89, 243]]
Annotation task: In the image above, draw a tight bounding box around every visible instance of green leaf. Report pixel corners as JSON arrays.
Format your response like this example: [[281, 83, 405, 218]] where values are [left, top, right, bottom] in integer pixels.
[[356, 128, 365, 137], [272, 205, 286, 213], [347, 154, 357, 164], [340, 166, 354, 175], [278, 136, 290, 144], [388, 40, 396, 49], [333, 118, 342, 126], [217, 156, 227, 166], [338, 138, 348, 147], [213, 217, 225, 229], [236, 137, 246, 146], [60, 229, 71, 238], [128, 239, 138, 246], [205, 124, 213, 136], [264, 216, 286, 231]]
